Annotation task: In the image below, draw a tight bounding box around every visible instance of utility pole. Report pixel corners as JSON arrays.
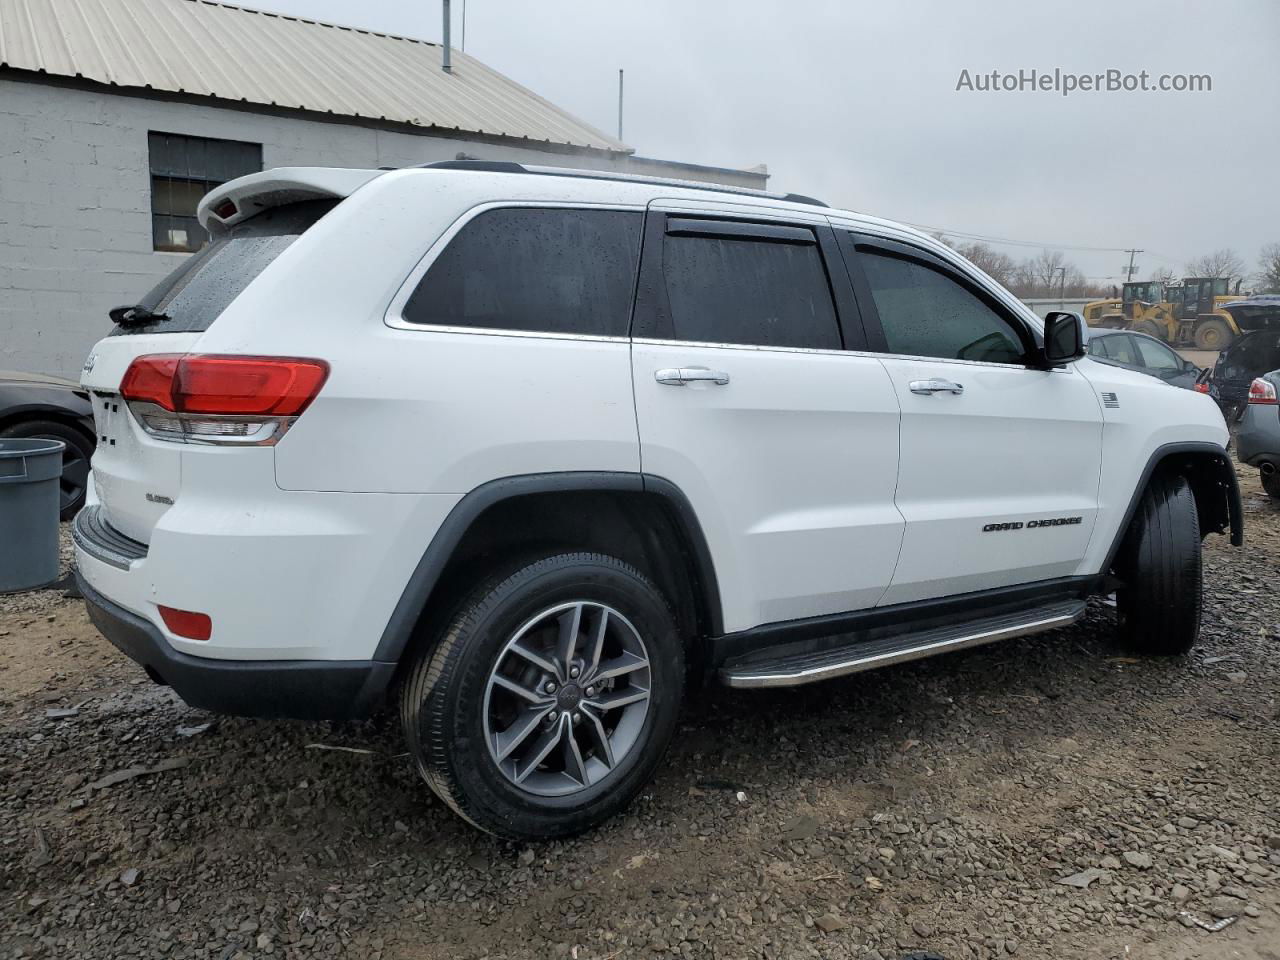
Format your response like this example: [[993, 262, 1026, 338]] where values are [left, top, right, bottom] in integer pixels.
[[617, 69, 624, 141], [461, 0, 466, 52], [1055, 266, 1067, 307], [1123, 248, 1143, 282]]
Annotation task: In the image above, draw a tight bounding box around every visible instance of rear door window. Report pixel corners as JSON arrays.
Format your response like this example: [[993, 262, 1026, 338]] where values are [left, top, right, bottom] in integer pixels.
[[1134, 336, 1182, 372], [402, 208, 643, 337], [659, 224, 841, 349], [113, 200, 336, 336]]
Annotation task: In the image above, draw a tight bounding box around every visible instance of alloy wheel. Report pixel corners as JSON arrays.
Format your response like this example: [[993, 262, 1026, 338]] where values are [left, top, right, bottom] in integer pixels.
[[482, 601, 652, 797]]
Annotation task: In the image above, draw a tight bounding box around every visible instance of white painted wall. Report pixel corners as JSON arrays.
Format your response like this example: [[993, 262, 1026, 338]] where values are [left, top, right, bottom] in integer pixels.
[[0, 76, 765, 376]]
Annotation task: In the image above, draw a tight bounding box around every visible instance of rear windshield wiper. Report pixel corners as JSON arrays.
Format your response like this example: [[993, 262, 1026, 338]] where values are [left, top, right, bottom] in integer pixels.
[[109, 304, 170, 327]]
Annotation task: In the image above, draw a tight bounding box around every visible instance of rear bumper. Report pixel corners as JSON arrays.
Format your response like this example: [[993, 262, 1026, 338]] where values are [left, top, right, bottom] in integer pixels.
[[78, 572, 394, 721]]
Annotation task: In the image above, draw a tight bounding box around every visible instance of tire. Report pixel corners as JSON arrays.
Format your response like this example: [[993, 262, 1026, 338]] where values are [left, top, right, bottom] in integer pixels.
[[1194, 318, 1233, 351], [1262, 470, 1280, 500], [0, 419, 94, 520], [1113, 473, 1201, 655], [400, 552, 684, 840], [1132, 320, 1164, 340]]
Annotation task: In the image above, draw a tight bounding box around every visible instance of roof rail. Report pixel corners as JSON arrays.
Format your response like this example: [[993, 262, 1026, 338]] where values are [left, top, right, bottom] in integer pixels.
[[412, 159, 828, 208]]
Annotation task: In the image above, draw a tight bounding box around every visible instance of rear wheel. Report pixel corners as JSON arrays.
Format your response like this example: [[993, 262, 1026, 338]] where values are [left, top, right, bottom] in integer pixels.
[[1262, 469, 1280, 500], [1113, 473, 1202, 655], [0, 419, 93, 520], [400, 552, 684, 840], [1194, 318, 1233, 350]]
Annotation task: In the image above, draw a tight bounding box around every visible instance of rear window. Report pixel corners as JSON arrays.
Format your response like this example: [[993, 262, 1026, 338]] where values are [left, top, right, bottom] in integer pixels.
[[112, 199, 336, 336], [402, 208, 642, 337]]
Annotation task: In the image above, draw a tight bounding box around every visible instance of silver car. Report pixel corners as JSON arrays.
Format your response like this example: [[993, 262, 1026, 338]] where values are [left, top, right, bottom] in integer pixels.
[[1237, 370, 1280, 498]]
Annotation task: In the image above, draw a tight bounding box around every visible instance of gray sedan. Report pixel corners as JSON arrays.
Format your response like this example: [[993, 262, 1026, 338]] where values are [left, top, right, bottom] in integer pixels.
[[1238, 369, 1280, 498], [1085, 327, 1213, 395]]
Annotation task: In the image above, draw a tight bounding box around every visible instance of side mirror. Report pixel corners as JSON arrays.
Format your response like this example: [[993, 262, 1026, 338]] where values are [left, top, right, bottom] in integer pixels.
[[1043, 311, 1086, 365]]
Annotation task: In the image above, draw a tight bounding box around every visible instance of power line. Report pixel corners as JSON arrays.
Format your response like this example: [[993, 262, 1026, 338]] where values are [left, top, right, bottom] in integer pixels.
[[905, 223, 1189, 265], [903, 221, 1135, 254]]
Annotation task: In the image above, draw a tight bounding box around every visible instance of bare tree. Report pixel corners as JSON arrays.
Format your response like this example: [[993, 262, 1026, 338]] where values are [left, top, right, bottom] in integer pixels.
[[1027, 249, 1069, 297], [953, 241, 1018, 288], [1148, 267, 1176, 284], [1186, 248, 1245, 279], [1257, 243, 1280, 294]]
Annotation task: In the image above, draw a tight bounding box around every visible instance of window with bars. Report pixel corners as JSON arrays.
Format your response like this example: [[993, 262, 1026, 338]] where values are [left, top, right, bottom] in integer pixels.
[[148, 132, 262, 253]]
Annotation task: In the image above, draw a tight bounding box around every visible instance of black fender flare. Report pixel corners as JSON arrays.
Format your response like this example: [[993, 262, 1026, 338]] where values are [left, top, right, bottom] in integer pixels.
[[1102, 441, 1242, 572], [371, 471, 723, 664]]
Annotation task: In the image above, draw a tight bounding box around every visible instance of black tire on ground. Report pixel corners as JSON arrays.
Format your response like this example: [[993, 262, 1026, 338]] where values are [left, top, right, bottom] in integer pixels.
[[1113, 473, 1202, 655], [0, 419, 94, 520], [1132, 320, 1165, 340], [1194, 317, 1234, 350], [1262, 470, 1280, 500], [400, 552, 684, 840]]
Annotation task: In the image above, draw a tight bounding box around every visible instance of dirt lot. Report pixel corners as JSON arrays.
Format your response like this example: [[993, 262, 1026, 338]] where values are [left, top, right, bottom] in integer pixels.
[[3, 466, 1279, 960]]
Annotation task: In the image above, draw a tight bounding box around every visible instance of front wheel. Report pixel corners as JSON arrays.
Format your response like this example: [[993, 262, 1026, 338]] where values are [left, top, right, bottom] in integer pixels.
[[1113, 473, 1202, 655], [1194, 318, 1233, 351], [1132, 320, 1165, 340], [400, 553, 684, 840]]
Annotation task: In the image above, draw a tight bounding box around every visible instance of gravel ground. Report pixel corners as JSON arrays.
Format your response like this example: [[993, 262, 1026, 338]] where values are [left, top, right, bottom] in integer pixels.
[[2, 464, 1279, 960]]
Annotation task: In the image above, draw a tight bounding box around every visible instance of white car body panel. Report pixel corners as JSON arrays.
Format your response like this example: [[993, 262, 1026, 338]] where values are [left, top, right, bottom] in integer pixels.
[[631, 340, 904, 632], [74, 166, 1234, 672], [876, 358, 1103, 605], [1074, 357, 1229, 574]]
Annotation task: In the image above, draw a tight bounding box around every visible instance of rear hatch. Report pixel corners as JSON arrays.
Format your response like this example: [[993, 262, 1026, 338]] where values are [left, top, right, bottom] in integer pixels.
[[1223, 295, 1280, 332], [80, 186, 356, 544], [1212, 330, 1280, 409]]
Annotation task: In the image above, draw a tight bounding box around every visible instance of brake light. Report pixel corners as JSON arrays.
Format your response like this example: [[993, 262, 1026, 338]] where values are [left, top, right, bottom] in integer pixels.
[[120, 354, 329, 445], [1248, 378, 1278, 405], [158, 605, 212, 641]]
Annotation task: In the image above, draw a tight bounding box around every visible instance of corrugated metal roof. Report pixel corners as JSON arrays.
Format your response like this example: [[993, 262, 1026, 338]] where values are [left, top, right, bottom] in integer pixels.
[[0, 0, 631, 153]]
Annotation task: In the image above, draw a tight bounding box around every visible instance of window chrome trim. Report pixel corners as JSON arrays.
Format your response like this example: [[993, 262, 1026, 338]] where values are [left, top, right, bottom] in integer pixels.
[[630, 337, 854, 359], [383, 200, 646, 337], [631, 338, 1076, 372]]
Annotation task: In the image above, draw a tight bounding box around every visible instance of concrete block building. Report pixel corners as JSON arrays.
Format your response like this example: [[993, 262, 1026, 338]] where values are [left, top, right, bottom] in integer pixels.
[[0, 0, 767, 376]]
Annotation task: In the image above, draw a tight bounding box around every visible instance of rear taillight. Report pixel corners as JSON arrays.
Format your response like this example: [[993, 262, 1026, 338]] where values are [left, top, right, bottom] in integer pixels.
[[1248, 378, 1278, 405], [120, 354, 329, 445]]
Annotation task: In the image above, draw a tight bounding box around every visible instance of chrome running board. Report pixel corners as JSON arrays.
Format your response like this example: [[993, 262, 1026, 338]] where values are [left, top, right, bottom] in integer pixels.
[[719, 599, 1087, 689]]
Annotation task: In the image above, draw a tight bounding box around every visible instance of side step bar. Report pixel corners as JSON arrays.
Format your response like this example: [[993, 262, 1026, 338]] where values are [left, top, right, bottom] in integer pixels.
[[720, 599, 1087, 689]]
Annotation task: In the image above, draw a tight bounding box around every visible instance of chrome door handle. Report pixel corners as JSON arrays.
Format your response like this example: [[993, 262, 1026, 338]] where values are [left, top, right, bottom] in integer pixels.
[[909, 378, 964, 396], [655, 367, 730, 386]]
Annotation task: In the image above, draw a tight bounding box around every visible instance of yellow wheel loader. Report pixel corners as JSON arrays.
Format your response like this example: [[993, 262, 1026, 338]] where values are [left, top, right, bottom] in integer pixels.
[[1083, 278, 1245, 349]]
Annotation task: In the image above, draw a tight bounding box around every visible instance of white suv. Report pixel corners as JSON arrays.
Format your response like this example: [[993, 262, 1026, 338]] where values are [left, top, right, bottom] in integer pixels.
[[74, 161, 1241, 839]]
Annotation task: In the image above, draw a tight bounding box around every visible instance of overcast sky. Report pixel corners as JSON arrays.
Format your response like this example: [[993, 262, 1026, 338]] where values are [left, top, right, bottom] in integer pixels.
[[239, 0, 1277, 286]]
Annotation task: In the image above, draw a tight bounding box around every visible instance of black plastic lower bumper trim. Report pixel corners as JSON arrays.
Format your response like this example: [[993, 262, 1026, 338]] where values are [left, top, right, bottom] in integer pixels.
[[77, 572, 394, 721]]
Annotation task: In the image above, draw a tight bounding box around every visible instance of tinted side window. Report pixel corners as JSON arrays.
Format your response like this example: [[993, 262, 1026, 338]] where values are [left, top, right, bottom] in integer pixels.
[[858, 251, 1027, 364], [661, 233, 840, 349], [403, 208, 642, 336]]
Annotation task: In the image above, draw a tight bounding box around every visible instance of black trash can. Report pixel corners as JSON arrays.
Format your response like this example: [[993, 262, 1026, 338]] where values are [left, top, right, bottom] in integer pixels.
[[0, 438, 67, 593]]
